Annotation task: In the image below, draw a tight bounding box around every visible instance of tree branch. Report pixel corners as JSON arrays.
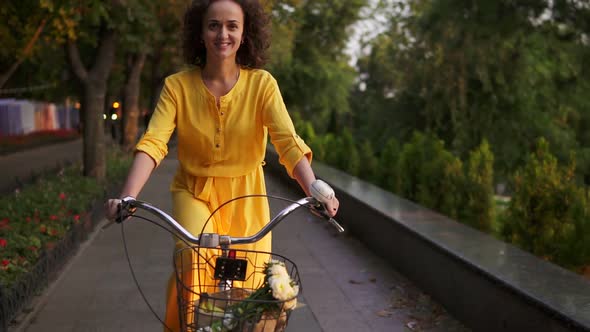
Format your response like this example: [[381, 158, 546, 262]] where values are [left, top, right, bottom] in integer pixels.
[[67, 40, 89, 83], [0, 18, 48, 89], [90, 27, 117, 82], [129, 53, 147, 84]]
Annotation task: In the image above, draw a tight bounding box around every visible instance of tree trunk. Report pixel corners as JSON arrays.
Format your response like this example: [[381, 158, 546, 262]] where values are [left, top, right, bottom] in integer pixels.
[[83, 80, 107, 179], [149, 48, 164, 116], [121, 52, 147, 151], [67, 26, 117, 180]]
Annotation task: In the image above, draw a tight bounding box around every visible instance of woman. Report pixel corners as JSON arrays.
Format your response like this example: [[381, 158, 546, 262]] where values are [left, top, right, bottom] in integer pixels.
[[105, 0, 339, 330]]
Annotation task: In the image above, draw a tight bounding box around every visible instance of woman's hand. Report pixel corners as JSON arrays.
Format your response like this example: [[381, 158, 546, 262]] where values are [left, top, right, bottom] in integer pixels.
[[309, 179, 339, 217], [324, 195, 340, 218], [104, 151, 155, 222], [293, 159, 341, 218], [104, 198, 123, 222]]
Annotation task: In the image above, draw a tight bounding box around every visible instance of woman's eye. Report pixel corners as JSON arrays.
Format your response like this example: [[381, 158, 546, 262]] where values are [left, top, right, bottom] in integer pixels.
[[208, 22, 218, 29]]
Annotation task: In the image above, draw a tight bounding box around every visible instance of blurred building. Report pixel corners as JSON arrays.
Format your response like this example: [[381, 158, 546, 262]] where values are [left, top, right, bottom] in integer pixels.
[[0, 99, 80, 136]]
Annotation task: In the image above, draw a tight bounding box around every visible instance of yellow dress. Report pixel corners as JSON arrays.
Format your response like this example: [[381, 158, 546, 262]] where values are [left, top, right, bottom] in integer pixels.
[[135, 67, 312, 332]]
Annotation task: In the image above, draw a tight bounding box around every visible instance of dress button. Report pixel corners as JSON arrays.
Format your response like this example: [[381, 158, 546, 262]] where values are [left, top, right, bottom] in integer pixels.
[[220, 112, 224, 116], [216, 144, 220, 148]]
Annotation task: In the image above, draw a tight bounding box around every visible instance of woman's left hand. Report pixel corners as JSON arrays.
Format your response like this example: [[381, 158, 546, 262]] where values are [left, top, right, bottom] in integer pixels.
[[324, 196, 339, 218]]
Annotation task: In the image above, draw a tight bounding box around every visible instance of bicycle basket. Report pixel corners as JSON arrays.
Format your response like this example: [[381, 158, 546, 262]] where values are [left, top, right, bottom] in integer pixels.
[[174, 247, 301, 332]]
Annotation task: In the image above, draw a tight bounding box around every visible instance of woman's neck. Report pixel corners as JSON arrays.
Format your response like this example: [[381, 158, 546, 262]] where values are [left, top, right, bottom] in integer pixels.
[[202, 60, 240, 83]]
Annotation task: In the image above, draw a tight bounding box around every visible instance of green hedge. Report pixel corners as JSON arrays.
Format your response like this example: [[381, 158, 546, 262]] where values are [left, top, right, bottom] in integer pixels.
[[297, 118, 590, 271], [0, 147, 132, 286], [501, 138, 590, 268]]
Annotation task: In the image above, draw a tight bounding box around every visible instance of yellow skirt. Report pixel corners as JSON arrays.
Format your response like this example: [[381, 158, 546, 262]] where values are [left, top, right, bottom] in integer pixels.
[[164, 166, 272, 332]]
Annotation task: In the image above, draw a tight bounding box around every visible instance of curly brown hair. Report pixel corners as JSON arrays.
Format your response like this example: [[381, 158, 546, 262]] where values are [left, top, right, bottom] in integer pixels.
[[182, 0, 271, 68]]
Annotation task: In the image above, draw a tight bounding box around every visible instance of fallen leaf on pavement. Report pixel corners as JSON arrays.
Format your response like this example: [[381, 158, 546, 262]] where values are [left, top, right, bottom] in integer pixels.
[[377, 310, 392, 317]]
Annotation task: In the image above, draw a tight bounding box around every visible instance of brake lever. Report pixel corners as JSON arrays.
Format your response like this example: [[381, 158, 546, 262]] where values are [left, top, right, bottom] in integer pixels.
[[102, 198, 137, 230], [310, 205, 345, 233]]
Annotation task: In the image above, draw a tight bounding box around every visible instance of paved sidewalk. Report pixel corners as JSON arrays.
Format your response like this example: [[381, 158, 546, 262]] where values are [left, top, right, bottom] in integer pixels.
[[12, 152, 467, 332]]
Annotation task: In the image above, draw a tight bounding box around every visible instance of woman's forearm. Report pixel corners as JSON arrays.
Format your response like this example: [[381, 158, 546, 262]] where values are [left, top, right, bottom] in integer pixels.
[[292, 156, 340, 217], [119, 151, 156, 198], [292, 157, 316, 196]]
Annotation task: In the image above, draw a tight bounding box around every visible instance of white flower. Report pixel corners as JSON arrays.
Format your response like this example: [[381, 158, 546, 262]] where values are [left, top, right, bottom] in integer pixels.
[[267, 260, 290, 279], [267, 260, 299, 302]]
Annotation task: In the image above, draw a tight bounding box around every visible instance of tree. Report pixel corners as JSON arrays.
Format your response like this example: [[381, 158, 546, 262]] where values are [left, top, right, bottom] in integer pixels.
[[44, 0, 158, 179], [116, 0, 164, 150], [462, 140, 495, 232], [0, 8, 47, 88], [379, 137, 400, 193], [397, 131, 464, 218], [266, 0, 302, 70], [36, 0, 182, 178], [121, 52, 147, 150], [358, 139, 379, 184], [355, 0, 590, 180], [63, 2, 117, 180], [271, 0, 366, 134], [0, 3, 79, 101], [0, 3, 50, 89], [502, 138, 590, 268], [142, 0, 186, 127]]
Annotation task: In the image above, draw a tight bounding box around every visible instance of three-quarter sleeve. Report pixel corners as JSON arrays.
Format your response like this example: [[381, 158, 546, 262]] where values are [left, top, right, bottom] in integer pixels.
[[262, 76, 312, 178], [135, 77, 177, 166]]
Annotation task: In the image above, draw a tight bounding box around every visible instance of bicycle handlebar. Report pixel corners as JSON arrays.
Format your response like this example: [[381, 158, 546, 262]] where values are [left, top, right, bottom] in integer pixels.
[[114, 180, 344, 247]]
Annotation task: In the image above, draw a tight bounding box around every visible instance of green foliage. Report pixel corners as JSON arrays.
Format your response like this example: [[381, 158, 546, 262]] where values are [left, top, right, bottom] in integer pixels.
[[0, 3, 47, 62], [317, 133, 339, 166], [338, 129, 360, 176], [501, 138, 590, 268], [396, 132, 423, 201], [272, 0, 366, 133], [461, 140, 495, 232], [0, 2, 75, 99], [354, 0, 590, 182], [266, 0, 301, 69], [379, 137, 400, 193], [397, 132, 465, 219], [1, 1, 182, 104], [0, 148, 132, 286], [358, 139, 380, 184], [292, 116, 328, 163]]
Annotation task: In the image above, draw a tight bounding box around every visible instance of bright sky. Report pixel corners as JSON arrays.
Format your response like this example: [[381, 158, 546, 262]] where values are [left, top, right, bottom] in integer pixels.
[[344, 0, 400, 67]]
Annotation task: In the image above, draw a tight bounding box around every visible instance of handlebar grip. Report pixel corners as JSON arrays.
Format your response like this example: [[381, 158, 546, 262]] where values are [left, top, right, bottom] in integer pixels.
[[310, 179, 334, 204], [309, 180, 344, 233]]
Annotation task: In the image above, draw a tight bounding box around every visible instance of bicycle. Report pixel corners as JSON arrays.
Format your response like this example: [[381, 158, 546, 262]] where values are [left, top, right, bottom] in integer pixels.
[[113, 179, 344, 332]]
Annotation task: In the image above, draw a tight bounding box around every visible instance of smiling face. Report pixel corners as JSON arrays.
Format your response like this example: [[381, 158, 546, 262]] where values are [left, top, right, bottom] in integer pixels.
[[202, 0, 245, 64]]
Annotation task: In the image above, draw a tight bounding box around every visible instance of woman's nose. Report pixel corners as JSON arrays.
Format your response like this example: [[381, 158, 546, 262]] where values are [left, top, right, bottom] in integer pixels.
[[218, 26, 228, 39]]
